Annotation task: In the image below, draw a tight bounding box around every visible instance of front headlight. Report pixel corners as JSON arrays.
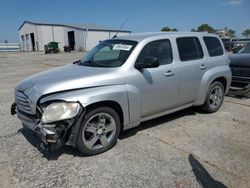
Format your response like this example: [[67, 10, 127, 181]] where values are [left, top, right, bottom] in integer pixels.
[[41, 102, 81, 123]]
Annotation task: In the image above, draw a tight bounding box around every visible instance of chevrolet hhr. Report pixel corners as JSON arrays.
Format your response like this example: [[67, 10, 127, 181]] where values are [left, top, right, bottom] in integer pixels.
[[11, 32, 232, 155]]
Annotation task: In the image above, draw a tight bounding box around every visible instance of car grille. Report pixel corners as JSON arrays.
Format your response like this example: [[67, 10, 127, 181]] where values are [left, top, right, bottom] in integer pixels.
[[15, 90, 32, 114], [232, 76, 250, 83]]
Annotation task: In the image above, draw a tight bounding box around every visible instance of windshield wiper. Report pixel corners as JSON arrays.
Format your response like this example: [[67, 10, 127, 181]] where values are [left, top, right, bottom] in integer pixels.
[[81, 60, 101, 67], [73, 60, 81, 64]]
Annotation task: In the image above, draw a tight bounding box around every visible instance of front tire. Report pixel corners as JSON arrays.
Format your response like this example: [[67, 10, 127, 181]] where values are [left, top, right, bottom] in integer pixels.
[[77, 107, 121, 156], [201, 81, 225, 113]]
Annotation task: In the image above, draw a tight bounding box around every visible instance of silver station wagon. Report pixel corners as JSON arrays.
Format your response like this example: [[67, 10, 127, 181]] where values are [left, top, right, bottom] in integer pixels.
[[11, 32, 232, 155]]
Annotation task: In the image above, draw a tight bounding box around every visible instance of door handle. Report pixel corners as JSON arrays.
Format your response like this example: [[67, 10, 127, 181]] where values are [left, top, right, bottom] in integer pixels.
[[200, 64, 207, 70], [165, 70, 175, 77]]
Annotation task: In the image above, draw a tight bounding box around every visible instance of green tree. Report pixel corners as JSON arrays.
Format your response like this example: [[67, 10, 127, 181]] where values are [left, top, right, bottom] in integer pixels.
[[226, 29, 236, 38], [161, 26, 171, 32], [242, 29, 250, 38], [191, 28, 197, 32], [161, 26, 178, 32], [197, 24, 214, 33]]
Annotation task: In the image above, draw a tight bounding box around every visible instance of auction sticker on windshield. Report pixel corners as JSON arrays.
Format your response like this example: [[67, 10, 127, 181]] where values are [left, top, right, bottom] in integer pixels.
[[113, 44, 132, 51]]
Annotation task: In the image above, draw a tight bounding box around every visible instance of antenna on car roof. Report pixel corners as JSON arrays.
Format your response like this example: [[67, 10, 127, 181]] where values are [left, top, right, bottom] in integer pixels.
[[112, 17, 129, 39]]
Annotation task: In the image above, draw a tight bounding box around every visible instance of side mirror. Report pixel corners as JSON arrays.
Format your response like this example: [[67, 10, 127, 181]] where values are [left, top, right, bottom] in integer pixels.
[[135, 57, 160, 69]]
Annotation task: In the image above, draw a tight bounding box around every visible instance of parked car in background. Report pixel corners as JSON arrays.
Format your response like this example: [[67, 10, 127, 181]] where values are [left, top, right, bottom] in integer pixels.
[[232, 43, 244, 54], [229, 44, 250, 98], [11, 32, 231, 155], [221, 37, 234, 51]]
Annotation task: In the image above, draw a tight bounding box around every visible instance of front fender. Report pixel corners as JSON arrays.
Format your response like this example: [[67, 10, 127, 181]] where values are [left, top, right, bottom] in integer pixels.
[[194, 65, 232, 105], [125, 84, 141, 124], [39, 85, 130, 128]]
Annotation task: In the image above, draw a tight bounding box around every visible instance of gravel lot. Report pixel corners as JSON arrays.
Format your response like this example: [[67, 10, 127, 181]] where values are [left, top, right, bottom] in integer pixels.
[[0, 52, 250, 188]]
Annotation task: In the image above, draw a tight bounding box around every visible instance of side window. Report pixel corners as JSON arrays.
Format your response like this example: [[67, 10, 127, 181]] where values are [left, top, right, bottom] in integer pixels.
[[203, 37, 224, 57], [177, 37, 204, 61], [136, 39, 173, 65]]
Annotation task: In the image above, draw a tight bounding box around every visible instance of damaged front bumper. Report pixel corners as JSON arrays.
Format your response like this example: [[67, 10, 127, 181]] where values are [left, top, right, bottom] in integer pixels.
[[36, 123, 58, 144], [11, 102, 85, 150]]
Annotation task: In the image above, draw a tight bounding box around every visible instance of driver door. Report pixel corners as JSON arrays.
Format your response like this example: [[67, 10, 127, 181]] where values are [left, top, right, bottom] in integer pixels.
[[127, 39, 179, 117]]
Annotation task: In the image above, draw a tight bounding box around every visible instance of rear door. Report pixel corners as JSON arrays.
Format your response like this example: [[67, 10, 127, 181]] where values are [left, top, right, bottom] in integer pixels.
[[176, 36, 206, 105], [203, 36, 225, 70]]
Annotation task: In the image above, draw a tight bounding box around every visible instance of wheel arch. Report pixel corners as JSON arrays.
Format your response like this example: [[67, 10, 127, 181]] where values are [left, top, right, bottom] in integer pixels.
[[194, 66, 231, 105], [85, 100, 124, 131], [212, 77, 227, 93]]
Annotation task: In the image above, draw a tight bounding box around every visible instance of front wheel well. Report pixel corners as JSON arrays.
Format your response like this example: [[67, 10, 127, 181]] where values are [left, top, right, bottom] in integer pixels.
[[85, 101, 124, 130], [212, 77, 227, 93]]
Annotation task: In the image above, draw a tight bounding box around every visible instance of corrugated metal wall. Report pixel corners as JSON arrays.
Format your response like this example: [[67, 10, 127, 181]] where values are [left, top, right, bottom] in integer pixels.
[[19, 23, 130, 52]]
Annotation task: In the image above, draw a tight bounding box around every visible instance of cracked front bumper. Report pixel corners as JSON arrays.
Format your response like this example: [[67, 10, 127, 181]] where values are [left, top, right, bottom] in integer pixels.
[[15, 108, 58, 144], [11, 102, 85, 150], [11, 102, 75, 148], [36, 123, 58, 144]]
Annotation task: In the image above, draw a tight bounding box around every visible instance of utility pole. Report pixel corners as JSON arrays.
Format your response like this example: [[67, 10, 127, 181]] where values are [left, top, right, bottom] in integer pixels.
[[4, 40, 8, 52]]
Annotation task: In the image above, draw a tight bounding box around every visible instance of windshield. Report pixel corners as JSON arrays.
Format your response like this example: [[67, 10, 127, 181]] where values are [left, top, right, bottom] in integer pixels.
[[79, 40, 138, 67], [238, 44, 250, 54]]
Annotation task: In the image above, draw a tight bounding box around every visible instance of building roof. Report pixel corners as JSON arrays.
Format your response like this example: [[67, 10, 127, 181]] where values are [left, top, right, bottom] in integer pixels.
[[18, 21, 131, 33]]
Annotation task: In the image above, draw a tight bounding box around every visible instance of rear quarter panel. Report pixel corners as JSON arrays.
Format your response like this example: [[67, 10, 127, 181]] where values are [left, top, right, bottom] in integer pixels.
[[194, 35, 231, 105], [194, 64, 232, 105]]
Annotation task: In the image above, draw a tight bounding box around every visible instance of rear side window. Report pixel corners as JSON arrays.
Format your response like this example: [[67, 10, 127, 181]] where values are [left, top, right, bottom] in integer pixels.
[[177, 37, 204, 61], [136, 39, 173, 65], [203, 37, 224, 57]]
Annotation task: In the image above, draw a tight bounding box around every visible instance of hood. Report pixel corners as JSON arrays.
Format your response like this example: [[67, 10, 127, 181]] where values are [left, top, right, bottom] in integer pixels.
[[16, 64, 125, 102], [229, 54, 250, 68]]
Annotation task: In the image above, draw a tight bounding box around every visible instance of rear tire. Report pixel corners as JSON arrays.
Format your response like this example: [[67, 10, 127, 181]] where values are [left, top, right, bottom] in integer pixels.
[[201, 81, 225, 113], [77, 107, 121, 156]]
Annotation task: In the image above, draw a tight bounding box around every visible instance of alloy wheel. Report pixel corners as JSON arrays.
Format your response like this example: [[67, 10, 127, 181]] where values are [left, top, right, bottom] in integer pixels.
[[209, 85, 223, 110], [82, 112, 116, 150]]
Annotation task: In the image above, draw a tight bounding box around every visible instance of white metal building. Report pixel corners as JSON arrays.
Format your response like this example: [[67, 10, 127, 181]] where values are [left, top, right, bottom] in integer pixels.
[[18, 21, 131, 52]]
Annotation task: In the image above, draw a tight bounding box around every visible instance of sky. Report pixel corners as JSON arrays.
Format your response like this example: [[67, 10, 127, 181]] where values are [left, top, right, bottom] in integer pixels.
[[0, 0, 249, 42]]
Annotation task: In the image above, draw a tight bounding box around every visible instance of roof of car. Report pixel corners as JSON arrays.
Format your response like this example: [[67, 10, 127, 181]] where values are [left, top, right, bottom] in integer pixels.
[[116, 32, 217, 42]]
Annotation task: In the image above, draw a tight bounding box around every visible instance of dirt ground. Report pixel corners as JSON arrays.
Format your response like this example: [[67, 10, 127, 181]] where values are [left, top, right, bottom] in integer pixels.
[[0, 52, 249, 188]]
